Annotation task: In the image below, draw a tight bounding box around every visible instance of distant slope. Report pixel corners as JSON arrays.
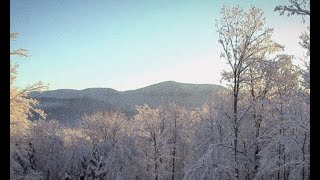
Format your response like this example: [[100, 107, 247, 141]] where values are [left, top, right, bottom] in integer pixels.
[[29, 81, 226, 125]]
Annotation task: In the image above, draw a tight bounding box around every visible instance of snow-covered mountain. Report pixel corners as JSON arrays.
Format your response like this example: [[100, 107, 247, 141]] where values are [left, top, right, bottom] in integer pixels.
[[28, 81, 226, 125]]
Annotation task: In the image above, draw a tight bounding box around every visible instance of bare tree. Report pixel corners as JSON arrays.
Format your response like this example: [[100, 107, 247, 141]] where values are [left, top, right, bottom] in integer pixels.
[[10, 33, 48, 179], [274, 0, 310, 19], [10, 33, 47, 136], [216, 6, 282, 179]]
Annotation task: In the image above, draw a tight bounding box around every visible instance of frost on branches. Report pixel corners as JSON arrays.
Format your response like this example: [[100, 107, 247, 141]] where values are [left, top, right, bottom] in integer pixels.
[[10, 3, 309, 180]]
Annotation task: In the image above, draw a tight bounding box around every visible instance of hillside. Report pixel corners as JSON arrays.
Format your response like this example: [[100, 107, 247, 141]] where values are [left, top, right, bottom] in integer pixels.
[[29, 81, 226, 125]]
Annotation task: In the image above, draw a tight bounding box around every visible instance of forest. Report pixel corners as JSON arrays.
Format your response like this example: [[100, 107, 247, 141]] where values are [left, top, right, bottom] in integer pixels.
[[10, 1, 309, 180]]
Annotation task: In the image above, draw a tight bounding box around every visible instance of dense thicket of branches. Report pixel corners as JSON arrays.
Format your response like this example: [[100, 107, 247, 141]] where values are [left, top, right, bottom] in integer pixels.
[[10, 4, 309, 180]]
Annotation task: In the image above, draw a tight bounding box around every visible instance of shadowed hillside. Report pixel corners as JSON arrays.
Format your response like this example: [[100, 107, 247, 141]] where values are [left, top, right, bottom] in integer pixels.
[[29, 81, 226, 125]]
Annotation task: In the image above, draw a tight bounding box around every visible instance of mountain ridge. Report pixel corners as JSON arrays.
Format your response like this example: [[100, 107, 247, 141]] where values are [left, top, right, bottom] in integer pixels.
[[36, 81, 225, 93], [29, 81, 226, 126]]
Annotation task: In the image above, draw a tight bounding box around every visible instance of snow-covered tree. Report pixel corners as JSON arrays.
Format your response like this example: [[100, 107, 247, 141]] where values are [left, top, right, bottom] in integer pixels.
[[9, 3, 310, 178], [162, 103, 195, 180], [133, 105, 169, 180], [256, 55, 309, 180], [78, 111, 145, 179], [85, 145, 107, 180], [10, 33, 47, 139], [216, 5, 282, 179], [10, 33, 48, 180], [133, 104, 195, 180], [274, 0, 310, 20], [183, 93, 235, 180], [28, 119, 65, 179]]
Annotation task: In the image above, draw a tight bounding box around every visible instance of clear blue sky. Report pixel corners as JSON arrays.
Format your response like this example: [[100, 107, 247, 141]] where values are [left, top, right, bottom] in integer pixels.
[[10, 0, 309, 91]]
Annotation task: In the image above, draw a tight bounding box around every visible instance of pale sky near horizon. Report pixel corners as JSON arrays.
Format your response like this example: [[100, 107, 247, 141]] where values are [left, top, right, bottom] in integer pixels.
[[10, 0, 309, 91]]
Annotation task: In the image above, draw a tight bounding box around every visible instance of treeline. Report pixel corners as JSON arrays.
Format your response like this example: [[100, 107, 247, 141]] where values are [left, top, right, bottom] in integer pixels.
[[10, 85, 309, 180], [10, 1, 309, 180]]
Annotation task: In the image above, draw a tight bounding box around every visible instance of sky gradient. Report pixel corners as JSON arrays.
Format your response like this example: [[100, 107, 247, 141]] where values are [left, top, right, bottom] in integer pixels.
[[10, 0, 309, 91]]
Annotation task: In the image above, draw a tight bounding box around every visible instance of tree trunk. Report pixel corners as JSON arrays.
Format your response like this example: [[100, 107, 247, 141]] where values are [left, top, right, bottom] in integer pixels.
[[153, 134, 158, 180], [171, 116, 177, 180], [302, 132, 307, 180], [233, 75, 240, 180]]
